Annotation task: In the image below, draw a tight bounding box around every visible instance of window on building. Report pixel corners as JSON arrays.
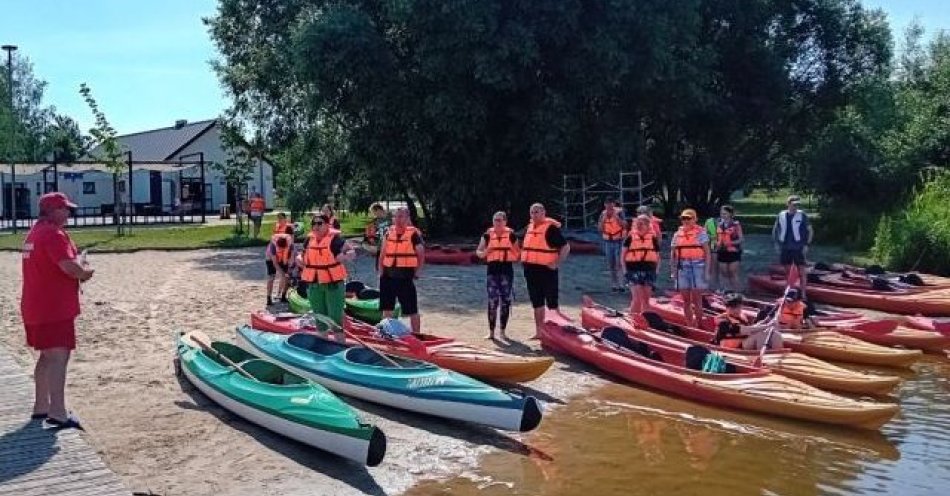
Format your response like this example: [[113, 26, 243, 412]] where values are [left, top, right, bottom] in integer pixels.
[[83, 182, 96, 194]]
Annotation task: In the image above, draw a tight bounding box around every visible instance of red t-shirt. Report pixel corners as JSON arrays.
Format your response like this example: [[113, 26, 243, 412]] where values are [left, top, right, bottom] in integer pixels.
[[21, 221, 81, 325]]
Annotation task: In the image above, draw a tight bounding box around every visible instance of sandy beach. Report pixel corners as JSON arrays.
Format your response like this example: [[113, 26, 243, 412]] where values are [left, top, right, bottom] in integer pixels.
[[0, 234, 847, 495]]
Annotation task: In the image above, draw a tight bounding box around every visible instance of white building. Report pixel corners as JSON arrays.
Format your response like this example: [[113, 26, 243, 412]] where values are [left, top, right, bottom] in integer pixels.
[[1, 119, 274, 221]]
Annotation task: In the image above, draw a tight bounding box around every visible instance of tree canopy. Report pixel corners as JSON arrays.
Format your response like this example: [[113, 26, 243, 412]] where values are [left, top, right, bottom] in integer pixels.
[[208, 0, 893, 232]]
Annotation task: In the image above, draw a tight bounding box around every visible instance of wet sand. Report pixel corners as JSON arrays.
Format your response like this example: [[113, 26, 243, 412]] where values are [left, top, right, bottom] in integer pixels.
[[0, 234, 860, 495]]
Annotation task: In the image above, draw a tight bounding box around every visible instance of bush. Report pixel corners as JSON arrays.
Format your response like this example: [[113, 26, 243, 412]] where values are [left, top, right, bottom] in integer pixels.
[[871, 171, 950, 275]]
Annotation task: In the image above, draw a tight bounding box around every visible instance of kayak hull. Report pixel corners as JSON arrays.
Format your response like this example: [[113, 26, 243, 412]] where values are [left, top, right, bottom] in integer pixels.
[[581, 303, 900, 395], [176, 334, 385, 466], [287, 288, 401, 324], [236, 327, 542, 431], [543, 314, 897, 430], [250, 312, 554, 383]]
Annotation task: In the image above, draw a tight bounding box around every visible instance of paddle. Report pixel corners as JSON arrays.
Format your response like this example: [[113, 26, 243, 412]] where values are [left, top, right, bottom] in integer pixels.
[[754, 287, 790, 367], [182, 331, 258, 381], [306, 313, 404, 369]]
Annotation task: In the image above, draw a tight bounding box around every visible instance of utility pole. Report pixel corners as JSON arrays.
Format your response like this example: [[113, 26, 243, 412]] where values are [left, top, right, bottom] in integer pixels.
[[2, 45, 17, 232]]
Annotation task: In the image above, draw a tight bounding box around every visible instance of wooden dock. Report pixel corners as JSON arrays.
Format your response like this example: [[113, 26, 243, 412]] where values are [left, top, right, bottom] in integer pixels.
[[0, 346, 128, 496]]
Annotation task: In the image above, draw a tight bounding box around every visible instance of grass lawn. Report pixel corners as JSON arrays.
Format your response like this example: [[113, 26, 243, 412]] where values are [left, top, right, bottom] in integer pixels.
[[732, 189, 820, 234], [0, 213, 372, 253]]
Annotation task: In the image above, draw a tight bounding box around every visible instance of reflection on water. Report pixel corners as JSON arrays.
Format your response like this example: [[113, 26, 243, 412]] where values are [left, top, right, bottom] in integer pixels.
[[408, 356, 948, 496]]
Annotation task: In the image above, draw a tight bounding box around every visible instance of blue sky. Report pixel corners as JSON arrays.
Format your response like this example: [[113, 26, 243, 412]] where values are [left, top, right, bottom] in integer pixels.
[[0, 0, 947, 135]]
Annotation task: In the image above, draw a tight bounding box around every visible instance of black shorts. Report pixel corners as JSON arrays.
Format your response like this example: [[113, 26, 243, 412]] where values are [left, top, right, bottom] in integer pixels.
[[717, 250, 742, 264], [266, 260, 289, 276], [379, 276, 419, 315], [524, 264, 559, 309], [780, 249, 806, 267]]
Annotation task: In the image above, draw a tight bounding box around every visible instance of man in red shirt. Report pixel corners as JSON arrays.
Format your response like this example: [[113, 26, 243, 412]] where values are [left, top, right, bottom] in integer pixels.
[[21, 192, 94, 429]]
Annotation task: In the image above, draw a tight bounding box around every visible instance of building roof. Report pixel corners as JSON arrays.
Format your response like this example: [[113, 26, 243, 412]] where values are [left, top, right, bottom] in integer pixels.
[[88, 119, 217, 161]]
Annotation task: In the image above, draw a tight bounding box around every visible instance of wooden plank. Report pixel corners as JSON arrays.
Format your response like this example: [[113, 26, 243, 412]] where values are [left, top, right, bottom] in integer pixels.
[[0, 345, 127, 496]]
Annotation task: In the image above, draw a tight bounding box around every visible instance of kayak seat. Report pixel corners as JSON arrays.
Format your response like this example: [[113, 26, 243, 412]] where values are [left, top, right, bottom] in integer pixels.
[[287, 333, 350, 356], [602, 327, 662, 362], [870, 277, 893, 291], [344, 347, 410, 368], [358, 288, 381, 300], [345, 281, 366, 295], [238, 359, 307, 385], [899, 273, 924, 286], [641, 312, 684, 336], [685, 346, 709, 371]]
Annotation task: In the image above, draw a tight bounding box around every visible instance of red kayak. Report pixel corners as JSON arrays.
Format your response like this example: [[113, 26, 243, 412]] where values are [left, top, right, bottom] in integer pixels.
[[568, 239, 600, 255], [699, 293, 898, 332], [249, 311, 554, 383], [540, 312, 898, 429], [580, 298, 900, 395], [749, 273, 950, 316], [425, 245, 475, 265]]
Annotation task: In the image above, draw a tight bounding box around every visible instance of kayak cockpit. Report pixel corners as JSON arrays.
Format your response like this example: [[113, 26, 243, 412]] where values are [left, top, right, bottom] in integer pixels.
[[286, 332, 424, 368], [206, 341, 308, 385], [288, 333, 350, 356], [599, 326, 751, 374], [342, 347, 425, 368]]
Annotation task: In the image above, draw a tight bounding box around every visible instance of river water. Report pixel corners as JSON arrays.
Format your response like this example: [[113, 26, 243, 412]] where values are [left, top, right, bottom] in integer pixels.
[[408, 355, 948, 496]]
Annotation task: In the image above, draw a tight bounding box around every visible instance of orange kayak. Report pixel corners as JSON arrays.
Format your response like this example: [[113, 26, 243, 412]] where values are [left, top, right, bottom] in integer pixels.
[[250, 311, 554, 383], [748, 273, 950, 316]]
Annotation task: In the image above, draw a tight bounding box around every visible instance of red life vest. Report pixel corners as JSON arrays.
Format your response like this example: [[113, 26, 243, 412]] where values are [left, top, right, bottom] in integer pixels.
[[716, 220, 741, 252]]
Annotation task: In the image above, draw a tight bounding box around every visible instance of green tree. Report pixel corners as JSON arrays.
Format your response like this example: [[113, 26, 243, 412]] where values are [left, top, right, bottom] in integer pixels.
[[214, 119, 262, 234], [1, 55, 56, 162], [81, 83, 128, 235]]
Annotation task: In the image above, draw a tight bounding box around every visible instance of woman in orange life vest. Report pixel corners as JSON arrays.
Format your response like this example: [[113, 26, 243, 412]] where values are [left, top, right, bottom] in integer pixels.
[[714, 293, 783, 350], [272, 212, 289, 236], [775, 288, 817, 330], [297, 214, 356, 326], [623, 215, 662, 316], [636, 205, 664, 242], [476, 211, 521, 341], [598, 198, 627, 292], [320, 203, 342, 230], [522, 203, 571, 339], [248, 192, 266, 238], [714, 205, 744, 292], [377, 206, 426, 334], [265, 224, 297, 306], [670, 208, 712, 328]]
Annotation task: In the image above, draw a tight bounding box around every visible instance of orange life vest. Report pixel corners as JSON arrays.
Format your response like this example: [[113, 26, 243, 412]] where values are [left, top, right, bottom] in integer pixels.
[[272, 219, 289, 236], [300, 230, 347, 284], [249, 197, 265, 215], [779, 300, 806, 328], [624, 232, 659, 263], [716, 312, 750, 349], [270, 233, 293, 265], [601, 214, 624, 241], [673, 224, 706, 261], [381, 226, 421, 268], [521, 218, 561, 266], [716, 220, 741, 252], [485, 227, 519, 263]]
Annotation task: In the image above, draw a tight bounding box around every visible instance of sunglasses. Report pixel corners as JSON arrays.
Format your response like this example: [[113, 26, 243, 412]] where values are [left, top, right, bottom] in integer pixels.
[[313, 221, 325, 226], [680, 216, 694, 220]]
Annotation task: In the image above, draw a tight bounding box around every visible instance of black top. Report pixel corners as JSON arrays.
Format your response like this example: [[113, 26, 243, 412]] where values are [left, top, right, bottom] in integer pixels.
[[622, 233, 661, 271], [481, 231, 519, 277], [381, 230, 424, 279], [715, 319, 743, 344], [544, 225, 567, 248]]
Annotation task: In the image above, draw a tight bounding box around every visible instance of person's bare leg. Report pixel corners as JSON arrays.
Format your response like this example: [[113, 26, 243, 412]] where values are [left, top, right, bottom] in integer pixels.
[[278, 274, 288, 298], [409, 314, 421, 335], [45, 348, 71, 421], [531, 307, 545, 339], [266, 276, 275, 302], [33, 352, 50, 416], [630, 286, 640, 315], [641, 286, 653, 316]]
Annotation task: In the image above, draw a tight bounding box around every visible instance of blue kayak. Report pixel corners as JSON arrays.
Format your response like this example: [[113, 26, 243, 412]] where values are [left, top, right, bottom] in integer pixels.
[[236, 326, 542, 432]]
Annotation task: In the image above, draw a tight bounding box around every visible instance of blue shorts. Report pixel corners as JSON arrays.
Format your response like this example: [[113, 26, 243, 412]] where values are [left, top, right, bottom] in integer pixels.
[[676, 261, 708, 290], [603, 240, 622, 268]]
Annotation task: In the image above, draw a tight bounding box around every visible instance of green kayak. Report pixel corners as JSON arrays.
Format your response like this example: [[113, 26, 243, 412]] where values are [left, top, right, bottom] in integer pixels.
[[287, 286, 400, 324], [175, 331, 386, 466]]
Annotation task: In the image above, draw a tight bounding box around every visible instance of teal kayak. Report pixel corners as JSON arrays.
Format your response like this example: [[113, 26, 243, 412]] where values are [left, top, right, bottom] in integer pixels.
[[236, 326, 542, 431], [175, 331, 386, 466], [288, 287, 401, 324]]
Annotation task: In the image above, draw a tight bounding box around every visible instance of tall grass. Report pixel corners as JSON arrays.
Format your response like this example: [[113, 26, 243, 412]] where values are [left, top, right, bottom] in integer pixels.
[[871, 170, 950, 275]]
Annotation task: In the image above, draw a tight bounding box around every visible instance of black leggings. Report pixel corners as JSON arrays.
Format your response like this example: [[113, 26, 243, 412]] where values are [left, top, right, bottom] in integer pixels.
[[486, 273, 514, 330]]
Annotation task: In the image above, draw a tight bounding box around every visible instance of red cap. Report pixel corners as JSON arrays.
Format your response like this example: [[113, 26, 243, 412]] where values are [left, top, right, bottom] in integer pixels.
[[39, 192, 77, 212]]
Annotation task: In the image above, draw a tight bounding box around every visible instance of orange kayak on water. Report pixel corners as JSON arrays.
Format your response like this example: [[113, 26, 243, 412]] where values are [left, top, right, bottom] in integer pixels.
[[541, 312, 898, 430], [250, 311, 554, 383], [748, 273, 950, 316]]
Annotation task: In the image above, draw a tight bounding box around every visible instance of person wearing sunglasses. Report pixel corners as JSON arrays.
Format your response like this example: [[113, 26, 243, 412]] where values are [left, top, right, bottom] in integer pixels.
[[378, 207, 425, 334], [476, 211, 521, 341], [298, 214, 356, 326], [670, 208, 712, 327]]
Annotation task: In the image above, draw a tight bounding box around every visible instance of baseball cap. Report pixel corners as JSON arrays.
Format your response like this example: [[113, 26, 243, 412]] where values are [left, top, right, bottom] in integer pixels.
[[39, 192, 77, 212], [680, 208, 697, 219], [787, 195, 801, 205], [785, 288, 801, 300]]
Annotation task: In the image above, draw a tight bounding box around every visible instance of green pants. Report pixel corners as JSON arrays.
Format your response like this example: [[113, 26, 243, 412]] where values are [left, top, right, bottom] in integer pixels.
[[308, 281, 345, 326]]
